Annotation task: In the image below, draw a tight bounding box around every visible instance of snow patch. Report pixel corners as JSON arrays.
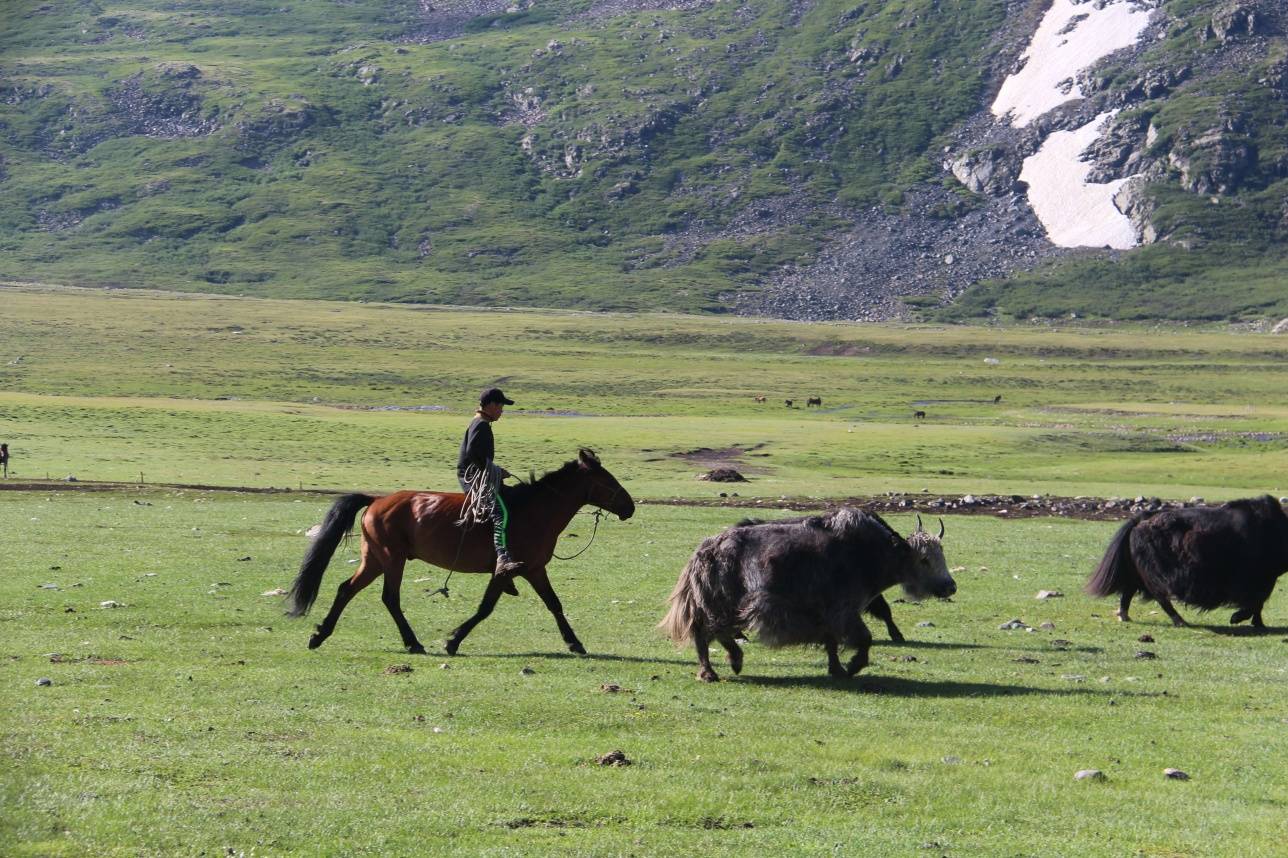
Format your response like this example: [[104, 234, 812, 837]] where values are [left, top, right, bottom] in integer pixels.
[[1020, 112, 1139, 249], [992, 0, 1154, 128]]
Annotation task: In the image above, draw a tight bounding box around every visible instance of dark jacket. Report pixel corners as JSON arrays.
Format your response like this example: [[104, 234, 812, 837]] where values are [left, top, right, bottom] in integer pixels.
[[457, 416, 494, 476]]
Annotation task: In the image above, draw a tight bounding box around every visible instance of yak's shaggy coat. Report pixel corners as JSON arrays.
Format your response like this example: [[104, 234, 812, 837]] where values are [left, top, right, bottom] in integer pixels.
[[661, 508, 956, 681], [1087, 494, 1288, 627]]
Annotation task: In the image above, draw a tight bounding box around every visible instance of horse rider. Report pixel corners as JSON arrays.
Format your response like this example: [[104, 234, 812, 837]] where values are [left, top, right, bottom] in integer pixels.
[[457, 388, 524, 583]]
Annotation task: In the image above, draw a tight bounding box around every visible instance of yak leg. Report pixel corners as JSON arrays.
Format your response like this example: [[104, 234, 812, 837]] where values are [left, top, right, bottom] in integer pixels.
[[694, 630, 719, 683], [823, 635, 847, 679], [866, 594, 904, 642], [379, 557, 426, 654], [844, 616, 873, 677], [716, 633, 743, 675], [445, 576, 509, 655], [1114, 587, 1136, 622], [525, 566, 586, 655], [1155, 594, 1187, 627], [309, 553, 384, 650]]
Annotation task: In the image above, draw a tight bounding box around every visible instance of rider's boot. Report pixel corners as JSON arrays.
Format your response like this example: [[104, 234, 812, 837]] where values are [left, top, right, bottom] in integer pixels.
[[494, 551, 523, 596]]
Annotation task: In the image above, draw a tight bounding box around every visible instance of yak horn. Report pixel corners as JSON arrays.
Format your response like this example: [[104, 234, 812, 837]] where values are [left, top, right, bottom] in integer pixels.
[[915, 514, 924, 532], [937, 517, 945, 539]]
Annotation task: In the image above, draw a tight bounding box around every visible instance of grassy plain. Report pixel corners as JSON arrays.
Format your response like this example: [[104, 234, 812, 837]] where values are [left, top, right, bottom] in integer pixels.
[[6, 283, 1288, 500], [1, 283, 1287, 856]]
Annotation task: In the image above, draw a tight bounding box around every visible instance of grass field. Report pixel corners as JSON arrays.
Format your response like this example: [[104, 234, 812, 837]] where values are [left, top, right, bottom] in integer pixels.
[[2, 284, 1287, 855]]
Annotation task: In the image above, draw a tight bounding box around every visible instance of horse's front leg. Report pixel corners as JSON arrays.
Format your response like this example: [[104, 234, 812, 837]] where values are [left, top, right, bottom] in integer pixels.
[[445, 576, 508, 655], [525, 566, 586, 655]]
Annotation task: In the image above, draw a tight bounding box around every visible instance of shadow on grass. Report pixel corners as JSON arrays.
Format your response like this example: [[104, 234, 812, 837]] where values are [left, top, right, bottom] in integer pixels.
[[451, 650, 698, 666], [1188, 623, 1288, 637], [735, 673, 1162, 698]]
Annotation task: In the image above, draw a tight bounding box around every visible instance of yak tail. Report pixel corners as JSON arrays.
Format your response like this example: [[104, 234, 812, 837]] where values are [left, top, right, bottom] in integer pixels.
[[286, 493, 376, 617], [659, 545, 714, 644], [1086, 517, 1142, 597]]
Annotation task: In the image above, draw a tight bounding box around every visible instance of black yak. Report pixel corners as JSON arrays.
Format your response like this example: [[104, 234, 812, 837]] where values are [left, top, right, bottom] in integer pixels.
[[1087, 494, 1288, 628], [660, 509, 956, 681]]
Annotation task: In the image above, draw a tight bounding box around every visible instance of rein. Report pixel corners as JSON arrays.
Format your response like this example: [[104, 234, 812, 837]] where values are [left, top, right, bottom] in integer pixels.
[[553, 509, 605, 561]]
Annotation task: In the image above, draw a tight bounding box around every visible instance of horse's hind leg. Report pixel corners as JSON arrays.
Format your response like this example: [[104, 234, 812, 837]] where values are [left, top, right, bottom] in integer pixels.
[[525, 567, 587, 655], [380, 557, 426, 654], [445, 576, 507, 655], [309, 555, 383, 650], [716, 633, 743, 675], [866, 594, 904, 642]]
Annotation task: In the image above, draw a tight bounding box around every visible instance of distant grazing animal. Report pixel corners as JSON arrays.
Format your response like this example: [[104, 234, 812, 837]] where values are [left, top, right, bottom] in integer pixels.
[[754, 395, 766, 403], [992, 395, 1002, 404], [785, 399, 794, 408], [806, 397, 822, 408], [913, 410, 926, 420], [1087, 494, 1288, 628], [287, 449, 635, 655], [660, 509, 955, 681]]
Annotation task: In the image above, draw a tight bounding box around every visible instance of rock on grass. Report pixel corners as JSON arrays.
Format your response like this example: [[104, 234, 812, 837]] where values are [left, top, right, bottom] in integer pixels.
[[596, 750, 631, 766], [1074, 769, 1106, 781]]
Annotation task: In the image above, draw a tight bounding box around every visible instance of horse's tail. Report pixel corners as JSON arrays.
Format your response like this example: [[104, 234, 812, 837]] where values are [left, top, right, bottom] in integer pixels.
[[1086, 516, 1142, 597], [659, 541, 718, 644], [286, 493, 376, 617]]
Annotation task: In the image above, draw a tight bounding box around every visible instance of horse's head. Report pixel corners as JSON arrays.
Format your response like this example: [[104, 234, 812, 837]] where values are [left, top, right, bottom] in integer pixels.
[[900, 515, 956, 600], [578, 448, 635, 520]]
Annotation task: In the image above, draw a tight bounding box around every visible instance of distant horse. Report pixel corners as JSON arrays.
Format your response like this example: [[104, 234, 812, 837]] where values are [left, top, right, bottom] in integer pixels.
[[0, 443, 8, 478], [806, 397, 822, 408], [992, 395, 1002, 404], [913, 410, 926, 420], [785, 399, 794, 408], [287, 450, 635, 655], [754, 395, 766, 403]]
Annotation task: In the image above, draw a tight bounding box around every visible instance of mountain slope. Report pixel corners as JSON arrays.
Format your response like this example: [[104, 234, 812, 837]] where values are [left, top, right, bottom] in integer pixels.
[[0, 0, 1284, 320]]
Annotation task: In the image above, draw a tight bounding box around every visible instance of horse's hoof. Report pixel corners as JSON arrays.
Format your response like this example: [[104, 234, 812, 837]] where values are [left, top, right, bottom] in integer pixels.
[[408, 643, 427, 655], [444, 639, 460, 656], [307, 634, 325, 650], [569, 642, 587, 655], [889, 632, 905, 643], [1170, 618, 1187, 628], [1114, 611, 1130, 622], [1230, 609, 1252, 625], [698, 669, 718, 683]]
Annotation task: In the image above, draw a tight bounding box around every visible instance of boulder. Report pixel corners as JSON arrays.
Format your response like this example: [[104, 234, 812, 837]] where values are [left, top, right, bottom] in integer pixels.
[[948, 145, 1020, 195]]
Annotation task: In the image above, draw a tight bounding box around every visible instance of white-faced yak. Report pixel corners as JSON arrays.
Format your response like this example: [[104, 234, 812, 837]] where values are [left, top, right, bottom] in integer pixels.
[[1087, 494, 1288, 628], [660, 508, 956, 681]]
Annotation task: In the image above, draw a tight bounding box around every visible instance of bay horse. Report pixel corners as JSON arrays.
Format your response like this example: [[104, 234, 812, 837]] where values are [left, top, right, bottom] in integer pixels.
[[287, 449, 635, 655]]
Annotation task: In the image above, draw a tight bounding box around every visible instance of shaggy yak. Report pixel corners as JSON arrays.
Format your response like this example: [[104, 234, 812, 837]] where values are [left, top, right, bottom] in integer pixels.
[[1087, 494, 1288, 628], [660, 508, 956, 681]]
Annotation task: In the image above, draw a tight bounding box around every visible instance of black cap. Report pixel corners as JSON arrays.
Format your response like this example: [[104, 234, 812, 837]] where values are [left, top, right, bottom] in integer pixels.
[[480, 387, 515, 406]]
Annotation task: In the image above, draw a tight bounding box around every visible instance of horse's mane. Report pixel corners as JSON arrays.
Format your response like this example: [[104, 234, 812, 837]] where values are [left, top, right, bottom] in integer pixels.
[[500, 458, 584, 507]]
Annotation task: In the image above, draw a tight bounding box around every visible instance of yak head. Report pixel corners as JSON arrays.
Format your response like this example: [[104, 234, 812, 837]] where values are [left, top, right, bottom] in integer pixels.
[[900, 515, 956, 600]]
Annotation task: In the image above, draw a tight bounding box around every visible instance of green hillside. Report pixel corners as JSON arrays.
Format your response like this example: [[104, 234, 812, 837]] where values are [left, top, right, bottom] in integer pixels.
[[0, 0, 1284, 318]]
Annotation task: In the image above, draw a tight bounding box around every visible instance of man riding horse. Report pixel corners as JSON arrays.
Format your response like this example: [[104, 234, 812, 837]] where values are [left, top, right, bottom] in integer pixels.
[[458, 387, 524, 584]]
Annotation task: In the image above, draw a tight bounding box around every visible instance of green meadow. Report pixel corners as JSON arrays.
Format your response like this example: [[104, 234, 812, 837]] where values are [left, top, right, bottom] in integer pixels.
[[2, 283, 1287, 856]]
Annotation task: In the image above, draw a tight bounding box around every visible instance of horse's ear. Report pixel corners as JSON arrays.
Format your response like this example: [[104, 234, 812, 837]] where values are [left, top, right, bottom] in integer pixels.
[[578, 448, 601, 467]]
